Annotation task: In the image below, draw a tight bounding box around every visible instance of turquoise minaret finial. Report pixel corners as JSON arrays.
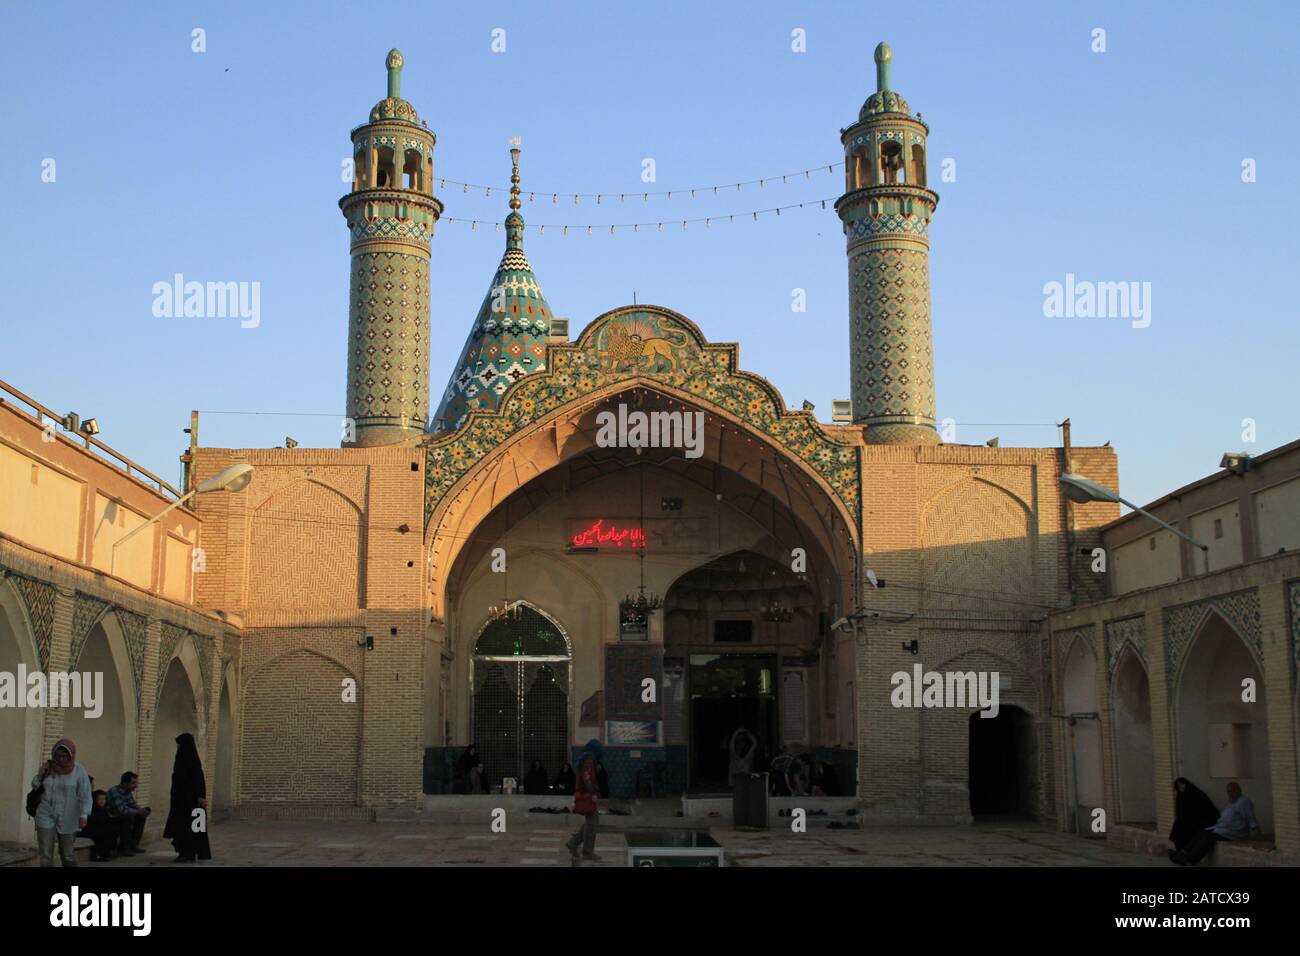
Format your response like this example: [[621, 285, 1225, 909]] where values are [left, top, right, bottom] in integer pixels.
[[506, 138, 524, 250], [874, 42, 892, 91], [386, 48, 403, 98]]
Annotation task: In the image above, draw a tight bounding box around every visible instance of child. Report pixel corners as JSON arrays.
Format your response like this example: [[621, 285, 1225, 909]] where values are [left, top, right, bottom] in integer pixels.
[[80, 790, 118, 862]]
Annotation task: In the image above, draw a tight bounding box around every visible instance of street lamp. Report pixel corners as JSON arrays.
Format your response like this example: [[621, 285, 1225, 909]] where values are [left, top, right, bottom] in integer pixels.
[[1059, 473, 1210, 575], [110, 463, 254, 575]]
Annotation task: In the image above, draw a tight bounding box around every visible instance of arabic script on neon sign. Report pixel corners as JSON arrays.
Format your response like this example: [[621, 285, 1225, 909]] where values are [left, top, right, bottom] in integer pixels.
[[571, 519, 646, 549]]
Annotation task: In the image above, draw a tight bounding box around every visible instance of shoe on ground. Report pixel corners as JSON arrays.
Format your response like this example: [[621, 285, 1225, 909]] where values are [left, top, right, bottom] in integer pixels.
[[582, 853, 602, 862], [569, 853, 582, 867]]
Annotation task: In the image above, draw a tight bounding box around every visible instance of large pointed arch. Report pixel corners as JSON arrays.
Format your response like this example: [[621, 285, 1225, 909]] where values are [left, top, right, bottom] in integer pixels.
[[1110, 642, 1155, 823], [1174, 608, 1272, 834], [0, 578, 45, 842], [425, 381, 859, 621], [64, 609, 139, 792]]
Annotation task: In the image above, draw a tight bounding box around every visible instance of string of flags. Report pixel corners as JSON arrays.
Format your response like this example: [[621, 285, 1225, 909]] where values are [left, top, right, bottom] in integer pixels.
[[436, 161, 845, 205], [441, 197, 840, 235]]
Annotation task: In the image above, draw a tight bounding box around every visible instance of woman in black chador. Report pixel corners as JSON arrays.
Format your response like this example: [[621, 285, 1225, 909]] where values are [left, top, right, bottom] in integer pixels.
[[162, 733, 212, 862], [1169, 777, 1218, 853]]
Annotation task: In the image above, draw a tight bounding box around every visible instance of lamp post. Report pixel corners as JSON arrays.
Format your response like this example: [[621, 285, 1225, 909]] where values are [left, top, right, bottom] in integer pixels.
[[110, 463, 254, 576], [1058, 473, 1210, 575]]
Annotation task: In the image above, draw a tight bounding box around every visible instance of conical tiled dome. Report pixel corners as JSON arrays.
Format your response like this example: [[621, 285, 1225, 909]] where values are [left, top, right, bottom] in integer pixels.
[[431, 154, 553, 432]]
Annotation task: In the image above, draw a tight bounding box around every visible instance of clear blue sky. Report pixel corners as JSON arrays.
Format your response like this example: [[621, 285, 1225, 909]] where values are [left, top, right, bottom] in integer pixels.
[[3, 1, 1296, 507]]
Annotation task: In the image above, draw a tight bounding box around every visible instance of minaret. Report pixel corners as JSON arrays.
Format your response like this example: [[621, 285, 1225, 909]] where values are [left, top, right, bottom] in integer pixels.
[[835, 42, 940, 445], [431, 143, 554, 432], [340, 49, 443, 447]]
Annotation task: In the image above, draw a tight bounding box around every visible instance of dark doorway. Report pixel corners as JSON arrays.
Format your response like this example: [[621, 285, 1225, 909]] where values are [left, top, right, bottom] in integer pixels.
[[689, 653, 777, 791], [968, 707, 1035, 818], [471, 605, 570, 791]]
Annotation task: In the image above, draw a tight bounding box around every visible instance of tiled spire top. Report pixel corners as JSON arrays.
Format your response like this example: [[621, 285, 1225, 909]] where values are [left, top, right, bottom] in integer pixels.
[[370, 48, 422, 124], [860, 40, 911, 119], [429, 142, 554, 433]]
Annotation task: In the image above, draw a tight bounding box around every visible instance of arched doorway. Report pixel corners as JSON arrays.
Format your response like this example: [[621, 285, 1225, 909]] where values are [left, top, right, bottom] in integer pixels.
[[1062, 638, 1104, 833], [968, 706, 1036, 817], [63, 616, 136, 794], [429, 370, 861, 797], [1111, 645, 1155, 823], [152, 651, 202, 827], [1176, 611, 1272, 833], [214, 670, 235, 812], [471, 603, 571, 791], [0, 582, 44, 843], [663, 549, 829, 792]]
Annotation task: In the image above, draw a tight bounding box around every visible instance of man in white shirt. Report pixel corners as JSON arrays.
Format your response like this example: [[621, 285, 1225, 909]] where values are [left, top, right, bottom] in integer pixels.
[[1171, 781, 1261, 865]]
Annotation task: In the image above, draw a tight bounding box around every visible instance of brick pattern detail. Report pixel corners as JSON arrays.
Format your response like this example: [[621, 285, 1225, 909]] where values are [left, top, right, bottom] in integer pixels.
[[10, 572, 56, 670], [1162, 587, 1263, 689], [240, 648, 361, 803], [1104, 615, 1145, 678], [117, 609, 147, 713], [919, 476, 1035, 612], [248, 480, 364, 610], [70, 591, 108, 667]]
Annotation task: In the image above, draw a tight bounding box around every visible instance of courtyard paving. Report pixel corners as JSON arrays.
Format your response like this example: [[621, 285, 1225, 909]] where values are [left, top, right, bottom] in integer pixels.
[[26, 817, 1169, 867]]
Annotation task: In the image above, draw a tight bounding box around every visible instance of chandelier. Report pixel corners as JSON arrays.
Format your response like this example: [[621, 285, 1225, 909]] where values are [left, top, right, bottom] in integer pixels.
[[762, 598, 793, 623], [487, 567, 523, 621]]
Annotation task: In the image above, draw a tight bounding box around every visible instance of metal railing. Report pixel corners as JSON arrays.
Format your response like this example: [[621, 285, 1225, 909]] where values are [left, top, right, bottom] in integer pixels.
[[0, 377, 182, 499]]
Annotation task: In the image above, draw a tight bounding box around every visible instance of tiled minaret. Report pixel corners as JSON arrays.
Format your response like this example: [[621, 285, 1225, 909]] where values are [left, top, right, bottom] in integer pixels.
[[835, 42, 940, 445], [431, 143, 554, 432], [340, 49, 443, 447]]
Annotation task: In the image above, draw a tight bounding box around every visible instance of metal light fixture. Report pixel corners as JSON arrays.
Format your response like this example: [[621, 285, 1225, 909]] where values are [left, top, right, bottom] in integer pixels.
[[110, 463, 254, 574], [1059, 472, 1210, 574]]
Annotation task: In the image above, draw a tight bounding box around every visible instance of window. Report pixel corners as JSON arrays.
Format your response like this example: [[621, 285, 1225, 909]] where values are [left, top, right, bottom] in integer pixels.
[[713, 619, 753, 643]]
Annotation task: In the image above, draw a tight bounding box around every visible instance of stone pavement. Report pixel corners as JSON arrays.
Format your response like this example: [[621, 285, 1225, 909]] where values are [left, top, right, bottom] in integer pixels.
[[17, 817, 1170, 867]]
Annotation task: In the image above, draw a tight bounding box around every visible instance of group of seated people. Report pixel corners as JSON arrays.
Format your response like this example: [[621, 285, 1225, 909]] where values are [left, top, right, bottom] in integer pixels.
[[773, 756, 839, 797], [1168, 778, 1261, 865], [79, 771, 152, 862], [455, 744, 607, 797]]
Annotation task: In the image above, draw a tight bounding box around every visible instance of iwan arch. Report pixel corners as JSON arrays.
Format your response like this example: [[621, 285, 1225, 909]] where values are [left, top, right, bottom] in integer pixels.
[[180, 44, 1121, 825]]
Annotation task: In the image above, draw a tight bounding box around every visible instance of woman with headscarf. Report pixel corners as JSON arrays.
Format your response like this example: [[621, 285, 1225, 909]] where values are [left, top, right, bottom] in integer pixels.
[[566, 739, 604, 865], [523, 760, 549, 795], [1169, 777, 1219, 853], [162, 733, 211, 862], [553, 761, 576, 795], [456, 743, 484, 794], [31, 737, 92, 867]]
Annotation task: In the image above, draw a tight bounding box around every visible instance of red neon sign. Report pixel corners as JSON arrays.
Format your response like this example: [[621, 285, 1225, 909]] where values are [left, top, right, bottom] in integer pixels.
[[570, 519, 646, 549]]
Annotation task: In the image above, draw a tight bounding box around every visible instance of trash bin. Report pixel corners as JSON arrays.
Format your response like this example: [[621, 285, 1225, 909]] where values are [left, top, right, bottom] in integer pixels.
[[732, 772, 769, 830]]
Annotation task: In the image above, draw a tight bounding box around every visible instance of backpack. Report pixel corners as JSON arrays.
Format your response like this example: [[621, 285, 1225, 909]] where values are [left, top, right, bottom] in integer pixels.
[[25, 771, 47, 818]]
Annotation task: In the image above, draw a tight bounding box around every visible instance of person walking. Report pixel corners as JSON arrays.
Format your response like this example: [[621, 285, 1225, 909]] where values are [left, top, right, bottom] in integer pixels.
[[31, 738, 92, 867], [162, 733, 211, 863], [566, 739, 604, 866]]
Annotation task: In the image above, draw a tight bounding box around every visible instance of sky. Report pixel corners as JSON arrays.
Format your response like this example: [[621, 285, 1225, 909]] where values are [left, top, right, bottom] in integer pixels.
[[2, 0, 1296, 508]]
